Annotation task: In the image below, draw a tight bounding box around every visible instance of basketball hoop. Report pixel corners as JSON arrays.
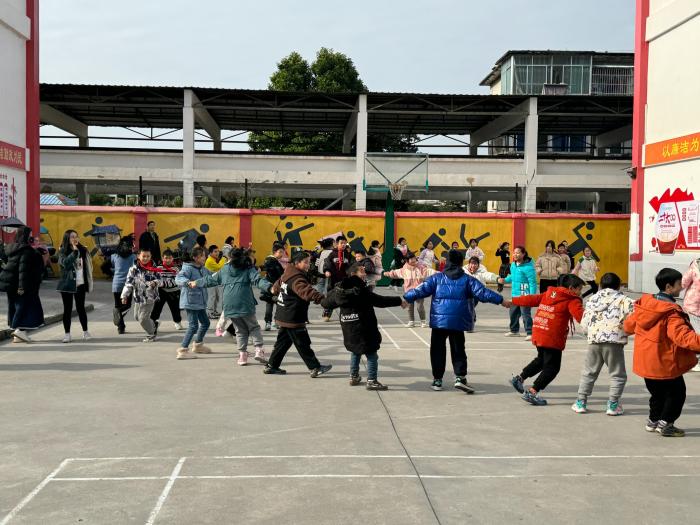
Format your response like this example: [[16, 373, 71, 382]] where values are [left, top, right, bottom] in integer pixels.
[[388, 181, 408, 200]]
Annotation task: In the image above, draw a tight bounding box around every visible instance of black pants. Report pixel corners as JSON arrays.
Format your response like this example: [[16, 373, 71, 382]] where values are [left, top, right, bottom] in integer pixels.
[[61, 285, 88, 332], [430, 328, 467, 379], [151, 289, 182, 323], [268, 326, 321, 370], [521, 346, 562, 392], [645, 376, 686, 424], [264, 301, 275, 323], [582, 280, 599, 298], [539, 279, 558, 294], [113, 292, 131, 330]]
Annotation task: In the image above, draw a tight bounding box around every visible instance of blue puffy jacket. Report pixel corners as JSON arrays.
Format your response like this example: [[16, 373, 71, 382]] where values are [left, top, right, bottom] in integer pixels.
[[504, 258, 537, 297], [176, 263, 210, 310], [404, 264, 503, 331]]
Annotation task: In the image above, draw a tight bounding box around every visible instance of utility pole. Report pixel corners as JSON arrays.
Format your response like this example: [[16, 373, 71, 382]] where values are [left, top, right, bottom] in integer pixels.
[[244, 178, 249, 208]]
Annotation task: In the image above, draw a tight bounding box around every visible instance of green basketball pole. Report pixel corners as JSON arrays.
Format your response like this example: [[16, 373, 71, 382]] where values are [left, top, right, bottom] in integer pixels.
[[379, 192, 395, 287]]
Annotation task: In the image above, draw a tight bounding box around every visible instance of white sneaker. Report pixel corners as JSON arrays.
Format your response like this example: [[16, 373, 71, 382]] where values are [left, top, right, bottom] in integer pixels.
[[62, 333, 72, 343], [407, 321, 415, 328], [82, 331, 91, 341], [692, 362, 700, 372], [174, 322, 184, 331], [421, 321, 427, 328], [13, 329, 31, 343], [524, 335, 532, 341], [504, 332, 521, 337]]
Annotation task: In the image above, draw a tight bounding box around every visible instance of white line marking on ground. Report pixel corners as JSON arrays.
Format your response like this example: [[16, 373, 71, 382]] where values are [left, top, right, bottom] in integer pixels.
[[54, 477, 170, 481], [378, 324, 400, 349], [67, 456, 179, 461], [412, 455, 700, 459], [385, 309, 429, 346], [145, 456, 186, 525], [0, 458, 72, 525], [213, 455, 407, 459]]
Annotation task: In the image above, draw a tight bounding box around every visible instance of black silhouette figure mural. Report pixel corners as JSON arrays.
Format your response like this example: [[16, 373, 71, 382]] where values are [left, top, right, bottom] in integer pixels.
[[164, 223, 210, 254], [274, 218, 315, 250], [566, 221, 600, 261], [423, 224, 491, 259]]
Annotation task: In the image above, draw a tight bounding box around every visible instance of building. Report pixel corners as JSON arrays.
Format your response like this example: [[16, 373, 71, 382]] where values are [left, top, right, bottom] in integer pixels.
[[480, 50, 634, 96], [0, 0, 40, 231], [628, 1, 700, 292]]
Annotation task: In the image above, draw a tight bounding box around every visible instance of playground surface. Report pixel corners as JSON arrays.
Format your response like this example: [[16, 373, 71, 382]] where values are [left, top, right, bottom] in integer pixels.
[[1, 281, 698, 524]]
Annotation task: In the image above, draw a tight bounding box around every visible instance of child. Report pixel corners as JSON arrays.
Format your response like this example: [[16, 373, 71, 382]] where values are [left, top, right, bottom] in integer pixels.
[[150, 249, 184, 332], [121, 248, 169, 343], [174, 247, 211, 359], [111, 235, 136, 334], [573, 272, 634, 415], [321, 263, 405, 390], [509, 274, 585, 406], [465, 238, 485, 263], [418, 241, 438, 269], [504, 246, 537, 339], [322, 235, 352, 321], [353, 250, 376, 289], [462, 256, 504, 331], [623, 268, 700, 437], [405, 249, 509, 393], [261, 243, 285, 331], [193, 248, 272, 366], [366, 245, 384, 290], [681, 258, 700, 371], [205, 244, 227, 318], [384, 251, 434, 328], [574, 246, 600, 298]]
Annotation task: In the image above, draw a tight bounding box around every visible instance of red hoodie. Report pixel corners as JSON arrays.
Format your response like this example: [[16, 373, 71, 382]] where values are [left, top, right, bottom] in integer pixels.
[[512, 286, 584, 350]]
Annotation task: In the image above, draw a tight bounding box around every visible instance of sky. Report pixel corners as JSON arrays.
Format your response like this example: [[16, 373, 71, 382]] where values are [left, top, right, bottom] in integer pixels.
[[40, 0, 635, 94]]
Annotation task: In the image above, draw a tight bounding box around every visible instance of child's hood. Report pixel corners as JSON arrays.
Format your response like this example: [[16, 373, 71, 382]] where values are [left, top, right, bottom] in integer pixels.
[[632, 294, 682, 330], [587, 288, 627, 312], [332, 275, 366, 306], [545, 286, 582, 306]]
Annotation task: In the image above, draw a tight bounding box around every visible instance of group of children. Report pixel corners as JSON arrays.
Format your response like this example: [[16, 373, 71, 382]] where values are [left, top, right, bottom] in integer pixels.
[[115, 231, 700, 436]]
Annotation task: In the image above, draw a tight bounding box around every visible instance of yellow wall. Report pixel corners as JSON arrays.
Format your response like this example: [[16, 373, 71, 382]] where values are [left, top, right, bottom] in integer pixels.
[[150, 212, 239, 254], [524, 218, 629, 281], [252, 214, 384, 255], [396, 216, 513, 272], [40, 210, 135, 278]]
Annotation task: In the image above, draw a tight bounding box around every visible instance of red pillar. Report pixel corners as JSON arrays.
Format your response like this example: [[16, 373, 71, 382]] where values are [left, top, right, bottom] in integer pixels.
[[512, 213, 526, 249], [25, 0, 40, 233], [239, 210, 253, 247]]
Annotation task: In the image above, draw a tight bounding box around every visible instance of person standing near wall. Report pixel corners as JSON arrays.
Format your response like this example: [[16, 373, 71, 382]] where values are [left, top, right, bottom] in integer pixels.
[[418, 240, 439, 269], [57, 230, 93, 343], [504, 246, 537, 340], [495, 242, 510, 292], [536, 240, 565, 294], [574, 247, 600, 299], [222, 236, 235, 259], [0, 227, 45, 343], [138, 221, 161, 265], [465, 238, 485, 263], [557, 243, 572, 274], [682, 257, 700, 371], [112, 235, 136, 334]]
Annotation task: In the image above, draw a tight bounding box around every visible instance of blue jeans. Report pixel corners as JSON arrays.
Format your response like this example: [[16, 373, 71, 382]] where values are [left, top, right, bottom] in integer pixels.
[[509, 305, 532, 335], [182, 309, 210, 347], [350, 351, 379, 381]]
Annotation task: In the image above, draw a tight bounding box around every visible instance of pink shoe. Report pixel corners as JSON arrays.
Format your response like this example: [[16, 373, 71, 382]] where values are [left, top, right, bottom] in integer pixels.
[[215, 327, 224, 337], [254, 346, 268, 364], [237, 351, 248, 366]]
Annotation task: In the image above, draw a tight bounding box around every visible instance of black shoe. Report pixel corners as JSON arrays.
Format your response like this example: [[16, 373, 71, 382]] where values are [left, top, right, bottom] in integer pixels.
[[153, 320, 159, 336], [366, 380, 388, 391], [263, 365, 287, 375], [349, 374, 362, 386], [310, 364, 332, 378], [112, 308, 121, 326], [117, 324, 126, 335], [658, 422, 685, 437], [431, 379, 443, 391], [454, 376, 475, 394]]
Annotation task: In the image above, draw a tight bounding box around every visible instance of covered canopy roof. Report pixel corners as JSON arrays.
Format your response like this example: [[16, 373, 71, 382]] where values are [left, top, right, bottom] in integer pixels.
[[40, 83, 632, 137]]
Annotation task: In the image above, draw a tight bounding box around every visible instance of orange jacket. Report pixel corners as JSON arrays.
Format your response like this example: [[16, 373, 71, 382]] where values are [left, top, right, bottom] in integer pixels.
[[623, 294, 700, 380], [512, 287, 584, 350]]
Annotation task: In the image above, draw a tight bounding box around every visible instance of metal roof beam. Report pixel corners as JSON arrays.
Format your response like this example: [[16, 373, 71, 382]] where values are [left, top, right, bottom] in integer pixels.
[[40, 103, 89, 146], [468, 98, 532, 154], [187, 89, 221, 151], [594, 124, 633, 155]]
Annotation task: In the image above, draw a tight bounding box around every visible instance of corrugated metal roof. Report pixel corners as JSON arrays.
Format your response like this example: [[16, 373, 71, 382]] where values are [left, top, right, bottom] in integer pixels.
[[40, 193, 77, 206]]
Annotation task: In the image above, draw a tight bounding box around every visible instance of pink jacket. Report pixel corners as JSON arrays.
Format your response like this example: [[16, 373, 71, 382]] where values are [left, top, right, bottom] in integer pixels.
[[385, 263, 434, 292], [682, 259, 700, 316]]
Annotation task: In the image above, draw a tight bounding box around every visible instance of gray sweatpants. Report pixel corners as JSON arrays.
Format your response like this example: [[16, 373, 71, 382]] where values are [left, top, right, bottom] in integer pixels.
[[231, 314, 264, 353], [133, 302, 156, 336], [408, 298, 425, 322], [577, 342, 627, 402]]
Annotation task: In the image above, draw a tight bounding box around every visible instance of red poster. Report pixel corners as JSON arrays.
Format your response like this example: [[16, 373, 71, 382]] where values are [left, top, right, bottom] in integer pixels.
[[0, 141, 26, 171]]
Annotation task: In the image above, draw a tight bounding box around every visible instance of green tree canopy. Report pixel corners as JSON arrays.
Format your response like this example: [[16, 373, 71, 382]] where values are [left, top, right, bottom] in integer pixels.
[[249, 48, 416, 154]]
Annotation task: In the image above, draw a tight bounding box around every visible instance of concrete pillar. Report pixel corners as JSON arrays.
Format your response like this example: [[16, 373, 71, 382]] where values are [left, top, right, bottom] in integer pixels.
[[76, 182, 90, 205], [78, 136, 89, 148], [211, 185, 222, 204], [522, 97, 538, 213], [354, 94, 368, 211], [183, 90, 195, 208], [592, 191, 601, 214]]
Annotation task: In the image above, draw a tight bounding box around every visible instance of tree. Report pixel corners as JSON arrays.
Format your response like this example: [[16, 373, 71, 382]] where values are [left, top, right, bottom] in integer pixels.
[[249, 48, 416, 154]]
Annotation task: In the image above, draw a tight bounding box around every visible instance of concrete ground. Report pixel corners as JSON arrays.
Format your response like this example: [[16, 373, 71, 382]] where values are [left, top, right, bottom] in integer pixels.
[[1, 280, 698, 524]]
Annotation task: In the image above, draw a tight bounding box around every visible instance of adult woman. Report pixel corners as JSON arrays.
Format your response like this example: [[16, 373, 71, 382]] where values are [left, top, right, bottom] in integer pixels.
[[57, 230, 93, 342], [535, 240, 565, 293], [681, 257, 700, 371], [495, 242, 511, 292], [111, 235, 136, 334], [0, 227, 45, 342], [573, 246, 600, 298], [504, 246, 537, 340], [418, 240, 438, 269], [391, 238, 409, 292]]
